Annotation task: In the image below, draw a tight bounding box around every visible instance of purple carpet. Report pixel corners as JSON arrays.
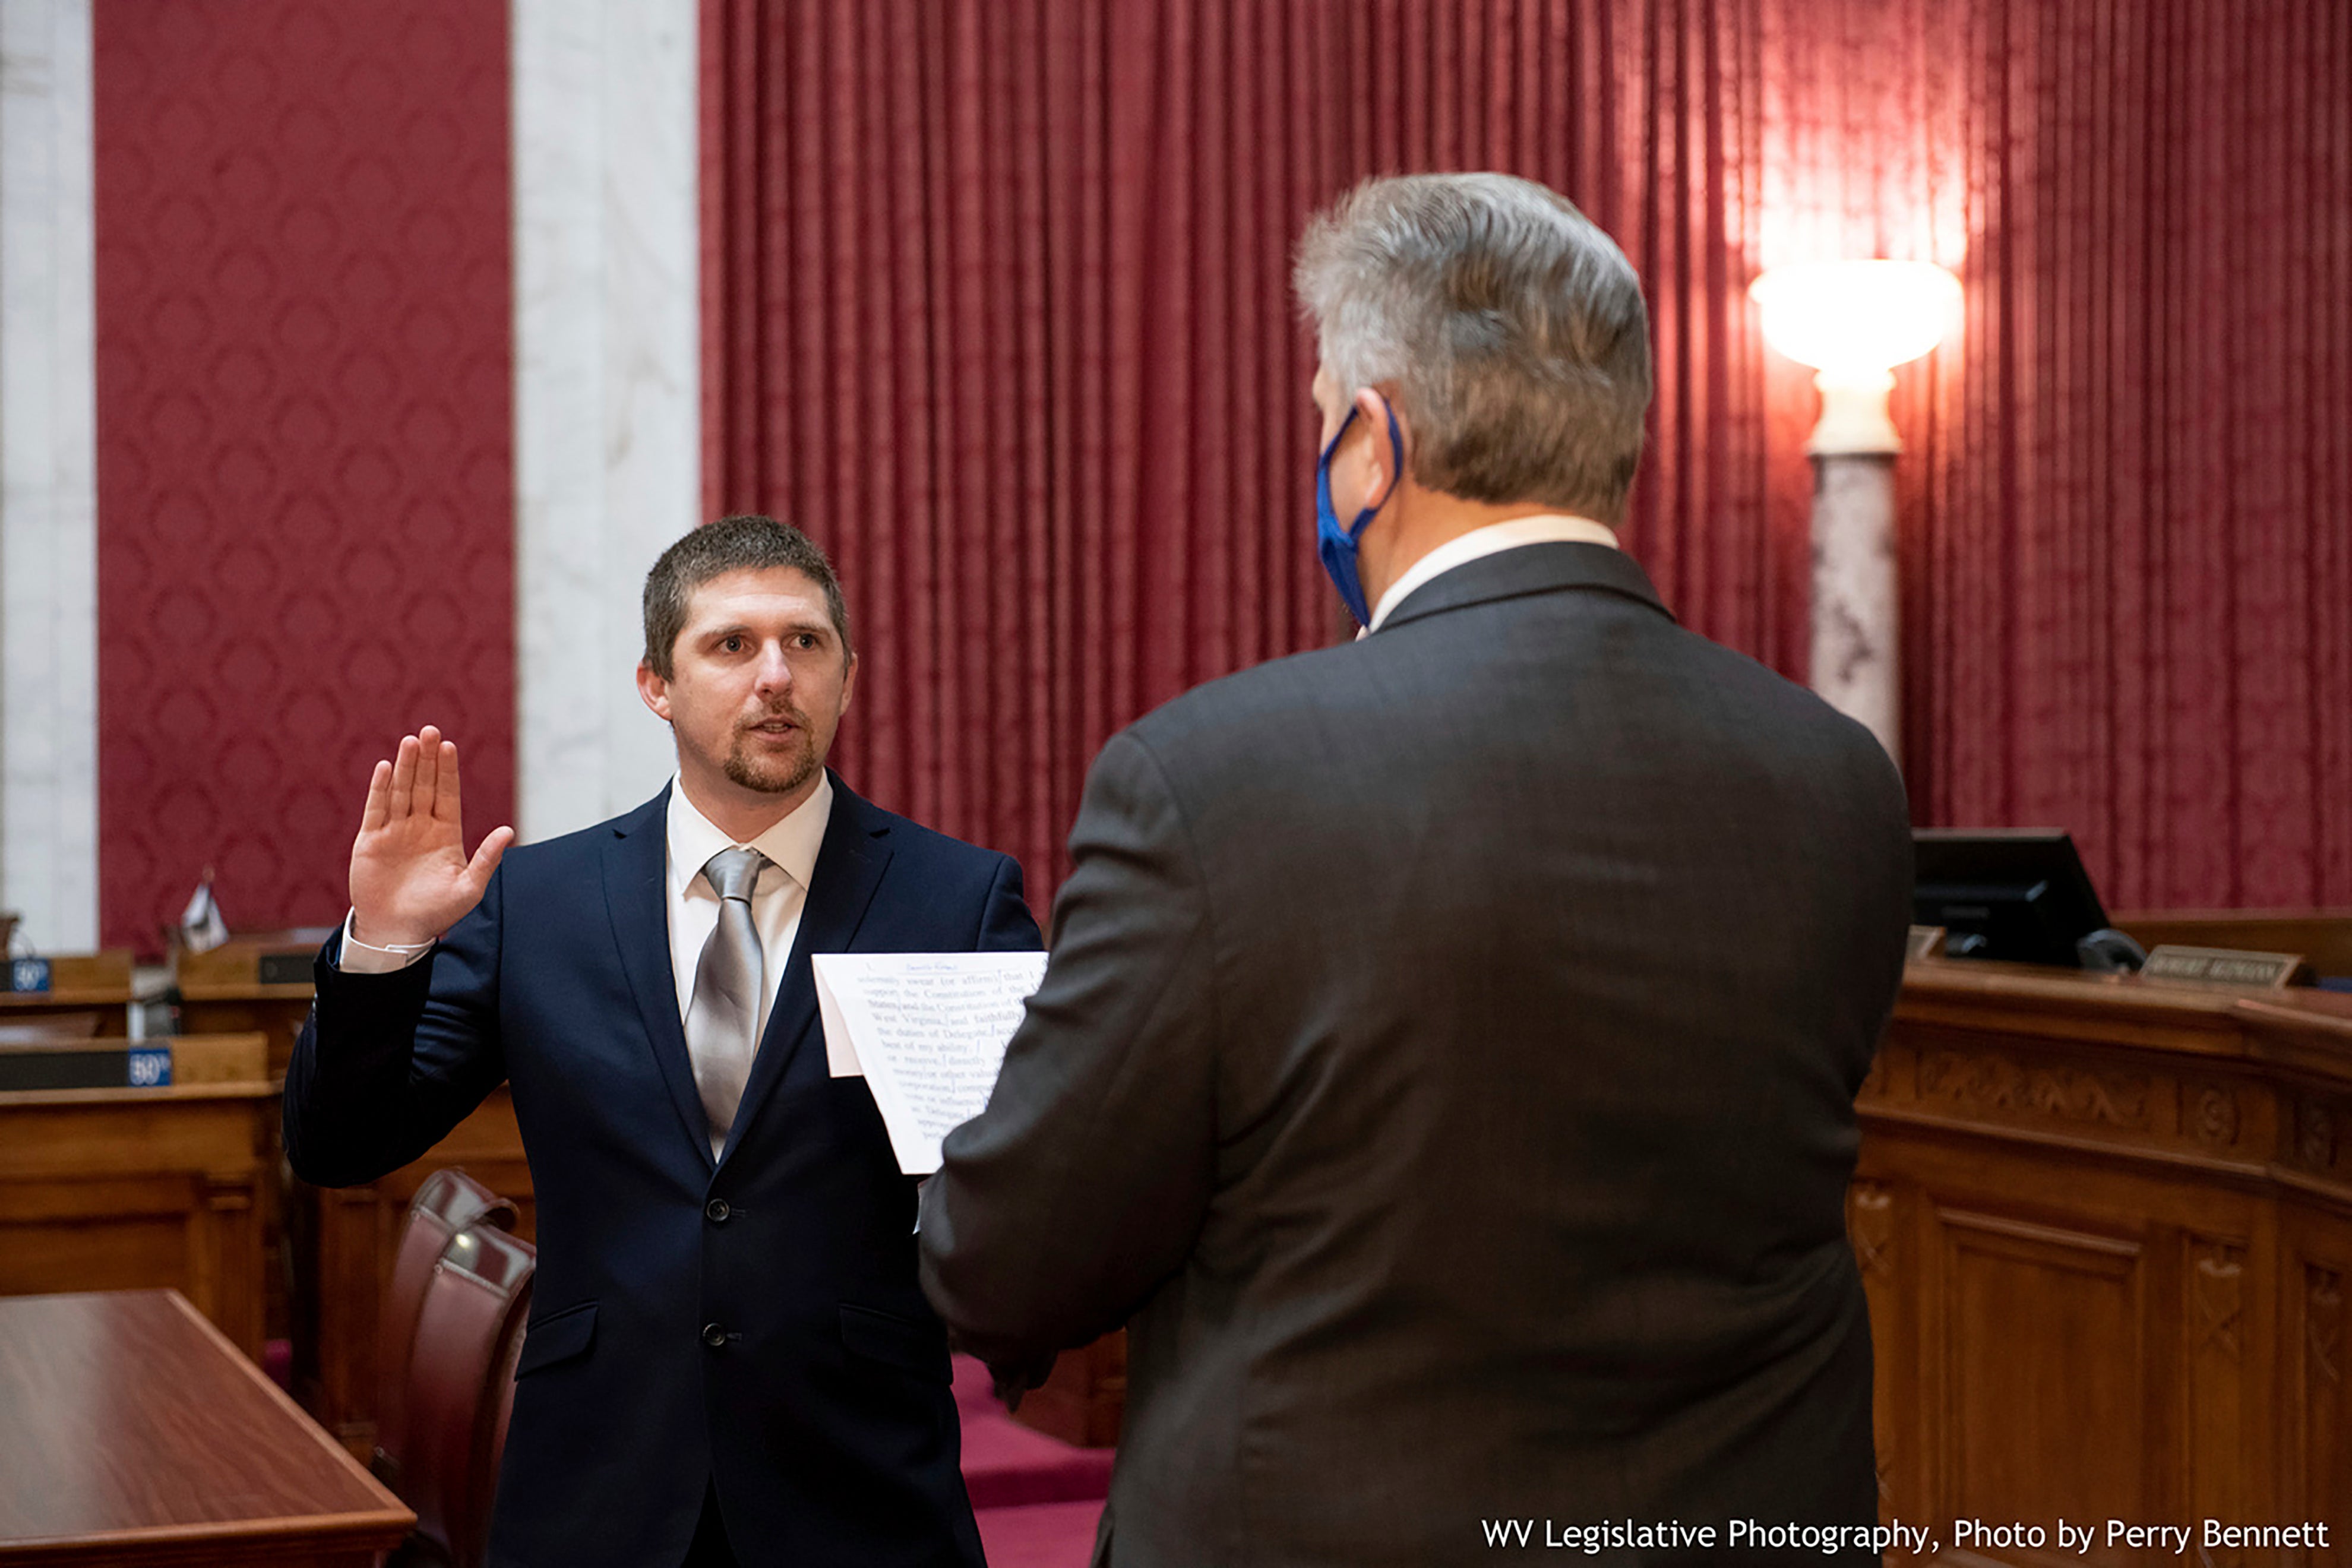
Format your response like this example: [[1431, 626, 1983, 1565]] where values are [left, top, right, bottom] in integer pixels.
[[956, 1355, 1109, 1566]]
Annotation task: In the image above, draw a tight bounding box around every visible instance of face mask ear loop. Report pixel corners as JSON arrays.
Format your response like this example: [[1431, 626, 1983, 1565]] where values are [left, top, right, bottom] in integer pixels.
[[1359, 397, 1405, 530], [1316, 406, 1359, 517]]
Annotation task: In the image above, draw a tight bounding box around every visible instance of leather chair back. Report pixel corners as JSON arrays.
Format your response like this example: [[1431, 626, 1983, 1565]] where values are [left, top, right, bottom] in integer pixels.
[[375, 1170, 516, 1488], [402, 1218, 535, 1568]]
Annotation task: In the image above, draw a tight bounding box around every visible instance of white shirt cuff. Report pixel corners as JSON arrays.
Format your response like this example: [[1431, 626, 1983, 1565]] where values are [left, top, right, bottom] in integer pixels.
[[337, 911, 436, 973]]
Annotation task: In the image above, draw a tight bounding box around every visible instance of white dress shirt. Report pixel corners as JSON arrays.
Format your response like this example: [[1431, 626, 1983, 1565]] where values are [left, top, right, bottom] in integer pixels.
[[662, 772, 833, 1045], [1365, 514, 1620, 633], [337, 774, 836, 1057]]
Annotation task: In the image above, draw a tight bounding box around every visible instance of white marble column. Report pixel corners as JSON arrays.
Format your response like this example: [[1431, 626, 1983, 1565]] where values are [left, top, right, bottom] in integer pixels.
[[1803, 362, 1905, 766], [512, 0, 698, 842], [1809, 451, 1901, 766], [0, 0, 97, 951]]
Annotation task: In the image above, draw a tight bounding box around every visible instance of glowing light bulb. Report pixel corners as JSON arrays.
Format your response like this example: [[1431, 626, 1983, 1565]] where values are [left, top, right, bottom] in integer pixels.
[[1750, 260, 1961, 375], [1749, 260, 1962, 454]]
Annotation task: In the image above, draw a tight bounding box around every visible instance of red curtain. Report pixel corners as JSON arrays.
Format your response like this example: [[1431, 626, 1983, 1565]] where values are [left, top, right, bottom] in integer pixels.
[[702, 0, 2352, 913], [1910, 0, 2352, 909]]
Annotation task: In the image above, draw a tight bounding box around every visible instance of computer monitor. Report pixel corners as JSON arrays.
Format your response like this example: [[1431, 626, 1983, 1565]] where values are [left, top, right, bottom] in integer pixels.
[[1913, 829, 2111, 968]]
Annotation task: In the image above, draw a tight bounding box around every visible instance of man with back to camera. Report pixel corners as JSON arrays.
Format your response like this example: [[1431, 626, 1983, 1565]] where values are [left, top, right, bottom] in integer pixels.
[[283, 515, 1039, 1568], [917, 173, 1914, 1565]]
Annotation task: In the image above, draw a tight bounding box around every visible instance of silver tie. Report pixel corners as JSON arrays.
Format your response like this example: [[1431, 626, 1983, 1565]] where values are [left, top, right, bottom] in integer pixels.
[[688, 846, 769, 1155]]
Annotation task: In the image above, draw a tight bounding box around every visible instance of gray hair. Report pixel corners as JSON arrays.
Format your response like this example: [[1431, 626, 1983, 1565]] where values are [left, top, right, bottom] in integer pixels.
[[642, 514, 851, 679], [1294, 173, 1652, 523]]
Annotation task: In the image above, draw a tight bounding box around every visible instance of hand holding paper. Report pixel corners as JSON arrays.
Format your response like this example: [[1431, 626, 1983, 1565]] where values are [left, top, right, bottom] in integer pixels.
[[814, 951, 1050, 1174]]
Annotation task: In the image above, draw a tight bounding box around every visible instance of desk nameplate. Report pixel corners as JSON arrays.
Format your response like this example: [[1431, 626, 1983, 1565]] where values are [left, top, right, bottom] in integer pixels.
[[2142, 943, 2313, 990], [255, 951, 314, 987]]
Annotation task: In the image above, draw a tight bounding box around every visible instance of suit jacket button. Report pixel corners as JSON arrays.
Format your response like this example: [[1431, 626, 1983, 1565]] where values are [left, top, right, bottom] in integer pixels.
[[705, 1198, 731, 1224], [702, 1322, 728, 1349]]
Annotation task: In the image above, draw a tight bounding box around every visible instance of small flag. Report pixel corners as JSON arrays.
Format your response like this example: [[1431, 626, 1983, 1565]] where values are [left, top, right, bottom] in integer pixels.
[[181, 871, 229, 954]]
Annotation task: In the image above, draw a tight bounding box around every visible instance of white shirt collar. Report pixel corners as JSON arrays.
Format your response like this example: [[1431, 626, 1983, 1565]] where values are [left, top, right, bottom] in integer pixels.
[[665, 770, 834, 899], [1365, 514, 1620, 632]]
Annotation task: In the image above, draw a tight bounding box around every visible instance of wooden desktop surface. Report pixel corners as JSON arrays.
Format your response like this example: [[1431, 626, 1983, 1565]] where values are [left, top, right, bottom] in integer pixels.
[[0, 1068, 276, 1359], [0, 1289, 409, 1565]]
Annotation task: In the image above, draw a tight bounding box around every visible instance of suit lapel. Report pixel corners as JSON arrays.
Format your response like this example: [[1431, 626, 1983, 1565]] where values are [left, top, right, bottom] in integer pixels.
[[600, 785, 716, 1168], [718, 772, 894, 1165]]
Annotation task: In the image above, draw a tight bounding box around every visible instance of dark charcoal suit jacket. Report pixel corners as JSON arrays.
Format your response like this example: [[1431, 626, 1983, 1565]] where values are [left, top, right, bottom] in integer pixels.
[[284, 772, 1040, 1568], [918, 543, 1914, 1567]]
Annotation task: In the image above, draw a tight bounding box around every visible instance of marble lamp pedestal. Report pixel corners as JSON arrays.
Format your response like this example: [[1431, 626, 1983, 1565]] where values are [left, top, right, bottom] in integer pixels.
[[1751, 260, 1959, 775], [1806, 369, 1903, 767]]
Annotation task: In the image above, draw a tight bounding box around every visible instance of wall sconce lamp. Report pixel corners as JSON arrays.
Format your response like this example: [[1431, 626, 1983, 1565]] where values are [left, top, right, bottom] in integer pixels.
[[1749, 260, 1961, 765]]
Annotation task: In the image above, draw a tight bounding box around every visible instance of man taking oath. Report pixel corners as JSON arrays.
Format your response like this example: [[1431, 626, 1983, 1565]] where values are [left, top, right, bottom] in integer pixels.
[[286, 515, 1038, 1568]]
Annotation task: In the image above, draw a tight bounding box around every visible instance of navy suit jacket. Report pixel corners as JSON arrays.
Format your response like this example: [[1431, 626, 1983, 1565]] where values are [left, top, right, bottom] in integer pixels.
[[284, 772, 1041, 1568]]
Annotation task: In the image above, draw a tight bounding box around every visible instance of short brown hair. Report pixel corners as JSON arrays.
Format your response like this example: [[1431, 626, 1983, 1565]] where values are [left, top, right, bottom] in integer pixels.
[[641, 514, 852, 679]]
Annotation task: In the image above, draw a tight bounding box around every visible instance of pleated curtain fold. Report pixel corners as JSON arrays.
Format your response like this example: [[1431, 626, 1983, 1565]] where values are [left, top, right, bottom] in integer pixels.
[[703, 0, 2352, 913]]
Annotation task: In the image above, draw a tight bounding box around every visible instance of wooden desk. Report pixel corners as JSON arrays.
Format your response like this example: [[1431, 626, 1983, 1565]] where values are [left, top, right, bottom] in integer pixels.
[[175, 934, 333, 1352], [0, 953, 132, 1037], [2117, 908, 2352, 979], [1859, 960, 2352, 1561], [176, 932, 325, 1082], [0, 1289, 410, 1564], [294, 1093, 533, 1459], [0, 1050, 274, 1360]]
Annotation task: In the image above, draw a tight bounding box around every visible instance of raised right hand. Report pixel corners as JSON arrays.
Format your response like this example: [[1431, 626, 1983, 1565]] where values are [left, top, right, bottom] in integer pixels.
[[348, 725, 514, 949]]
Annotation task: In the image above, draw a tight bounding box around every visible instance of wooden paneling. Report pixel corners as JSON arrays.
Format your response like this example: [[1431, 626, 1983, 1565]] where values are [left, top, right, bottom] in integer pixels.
[[1013, 1330, 1126, 1448], [173, 940, 320, 1348], [1847, 1178, 1907, 1512], [0, 1061, 274, 1359], [0, 951, 132, 1035], [175, 993, 315, 1083], [293, 1092, 532, 1459], [0, 1289, 409, 1564], [1860, 960, 2352, 1563], [2292, 1256, 2347, 1567], [1937, 1212, 2148, 1566]]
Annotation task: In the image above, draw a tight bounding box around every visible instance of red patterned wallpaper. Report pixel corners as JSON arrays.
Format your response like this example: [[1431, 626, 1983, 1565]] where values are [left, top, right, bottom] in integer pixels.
[[93, 2, 513, 952]]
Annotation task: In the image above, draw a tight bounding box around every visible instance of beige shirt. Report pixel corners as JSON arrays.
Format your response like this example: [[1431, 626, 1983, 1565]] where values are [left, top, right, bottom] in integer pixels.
[[662, 772, 832, 1045]]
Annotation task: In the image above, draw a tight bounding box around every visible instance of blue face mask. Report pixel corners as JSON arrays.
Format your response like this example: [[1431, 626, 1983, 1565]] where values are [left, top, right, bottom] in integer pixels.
[[1314, 400, 1405, 628]]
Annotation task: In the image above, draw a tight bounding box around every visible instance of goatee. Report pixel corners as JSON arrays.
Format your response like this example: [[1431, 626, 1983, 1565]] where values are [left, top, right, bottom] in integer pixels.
[[723, 740, 819, 797]]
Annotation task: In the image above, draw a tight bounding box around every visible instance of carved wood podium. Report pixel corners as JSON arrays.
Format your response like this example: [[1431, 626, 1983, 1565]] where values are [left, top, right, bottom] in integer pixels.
[[1857, 960, 2349, 1562]]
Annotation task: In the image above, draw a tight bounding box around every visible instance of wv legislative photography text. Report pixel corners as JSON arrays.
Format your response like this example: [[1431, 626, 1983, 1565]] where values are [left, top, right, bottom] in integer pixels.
[[1477, 1516, 2335, 1554]]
